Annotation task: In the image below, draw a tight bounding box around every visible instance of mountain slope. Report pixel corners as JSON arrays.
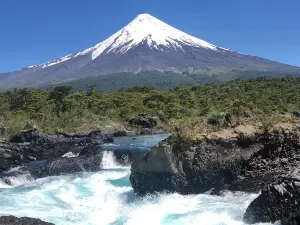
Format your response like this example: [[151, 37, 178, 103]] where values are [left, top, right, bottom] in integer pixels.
[[1, 13, 299, 90]]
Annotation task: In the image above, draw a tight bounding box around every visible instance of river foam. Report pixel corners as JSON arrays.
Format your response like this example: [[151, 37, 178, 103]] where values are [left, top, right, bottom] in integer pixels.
[[0, 166, 275, 225], [0, 134, 277, 225]]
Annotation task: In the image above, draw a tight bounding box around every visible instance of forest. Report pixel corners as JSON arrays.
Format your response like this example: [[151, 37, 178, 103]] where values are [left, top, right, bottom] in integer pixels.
[[1, 76, 300, 139]]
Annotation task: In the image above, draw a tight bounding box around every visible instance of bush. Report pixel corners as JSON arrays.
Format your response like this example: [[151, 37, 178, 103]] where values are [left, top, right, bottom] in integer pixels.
[[206, 112, 223, 126], [207, 117, 219, 125]]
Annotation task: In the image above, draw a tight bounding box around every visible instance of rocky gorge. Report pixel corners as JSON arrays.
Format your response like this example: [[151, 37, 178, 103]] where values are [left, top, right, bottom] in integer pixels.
[[0, 120, 162, 182], [130, 126, 300, 224], [1, 122, 300, 224], [0, 124, 164, 224]]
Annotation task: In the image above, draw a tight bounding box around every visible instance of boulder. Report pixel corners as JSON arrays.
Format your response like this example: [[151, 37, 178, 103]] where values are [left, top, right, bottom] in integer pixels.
[[0, 216, 53, 225], [130, 129, 300, 195], [27, 153, 104, 178], [244, 175, 300, 224], [282, 210, 300, 225], [112, 149, 145, 166], [0, 147, 143, 184], [1, 131, 94, 173], [130, 136, 261, 195], [9, 128, 57, 144]]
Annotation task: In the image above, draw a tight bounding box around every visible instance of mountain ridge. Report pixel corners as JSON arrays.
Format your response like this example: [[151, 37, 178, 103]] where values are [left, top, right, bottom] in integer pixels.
[[22, 13, 228, 71], [1, 13, 300, 90]]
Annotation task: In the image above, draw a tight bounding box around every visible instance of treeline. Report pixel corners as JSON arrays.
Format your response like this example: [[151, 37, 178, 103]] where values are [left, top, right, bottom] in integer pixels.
[[1, 76, 300, 137]]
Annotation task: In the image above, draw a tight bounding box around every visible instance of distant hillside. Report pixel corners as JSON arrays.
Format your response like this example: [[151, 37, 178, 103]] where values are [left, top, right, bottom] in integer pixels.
[[43, 70, 300, 92]]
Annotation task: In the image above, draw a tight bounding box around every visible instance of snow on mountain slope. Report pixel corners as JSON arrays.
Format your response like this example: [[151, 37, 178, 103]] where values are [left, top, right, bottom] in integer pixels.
[[27, 14, 227, 70], [28, 54, 75, 69], [1, 13, 300, 90], [87, 13, 228, 59]]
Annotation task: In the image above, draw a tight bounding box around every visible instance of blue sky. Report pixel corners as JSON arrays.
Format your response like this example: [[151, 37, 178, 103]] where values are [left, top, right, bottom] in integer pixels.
[[0, 0, 299, 72]]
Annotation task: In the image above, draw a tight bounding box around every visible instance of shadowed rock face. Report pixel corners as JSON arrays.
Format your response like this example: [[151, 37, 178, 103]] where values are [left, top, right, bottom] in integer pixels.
[[244, 175, 300, 224], [0, 125, 128, 173], [0, 216, 53, 225], [0, 125, 143, 186], [130, 136, 262, 195], [0, 148, 144, 186], [0, 129, 95, 173], [130, 130, 300, 224], [0, 127, 146, 185], [283, 210, 300, 225]]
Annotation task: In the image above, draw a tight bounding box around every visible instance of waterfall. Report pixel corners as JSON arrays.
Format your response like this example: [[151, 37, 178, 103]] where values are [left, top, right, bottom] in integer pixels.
[[101, 151, 119, 169]]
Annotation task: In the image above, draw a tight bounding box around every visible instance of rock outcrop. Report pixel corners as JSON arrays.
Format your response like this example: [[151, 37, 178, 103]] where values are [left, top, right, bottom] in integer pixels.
[[130, 135, 262, 195], [244, 173, 300, 224], [0, 129, 94, 173], [0, 147, 144, 186], [0, 127, 146, 184], [0, 124, 131, 173], [0, 216, 53, 225], [130, 128, 300, 224]]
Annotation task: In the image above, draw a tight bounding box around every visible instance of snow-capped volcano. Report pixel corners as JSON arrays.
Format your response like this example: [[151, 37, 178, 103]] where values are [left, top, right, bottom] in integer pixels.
[[85, 13, 225, 58], [1, 13, 300, 90], [29, 13, 225, 70]]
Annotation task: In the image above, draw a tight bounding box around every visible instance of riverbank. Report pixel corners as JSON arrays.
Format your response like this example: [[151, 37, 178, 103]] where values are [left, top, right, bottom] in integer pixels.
[[0, 126, 169, 185], [130, 125, 300, 224], [1, 121, 300, 224]]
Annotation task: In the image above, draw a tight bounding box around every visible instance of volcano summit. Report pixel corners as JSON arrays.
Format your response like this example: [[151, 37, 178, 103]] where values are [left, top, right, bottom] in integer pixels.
[[1, 13, 299, 90]]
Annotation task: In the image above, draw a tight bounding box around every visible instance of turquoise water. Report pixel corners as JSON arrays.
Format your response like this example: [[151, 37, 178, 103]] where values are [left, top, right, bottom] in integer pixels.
[[0, 134, 275, 225], [101, 133, 170, 151]]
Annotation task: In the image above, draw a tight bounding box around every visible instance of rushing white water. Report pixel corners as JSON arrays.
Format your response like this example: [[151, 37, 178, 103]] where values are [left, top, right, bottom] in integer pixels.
[[0, 166, 35, 189], [101, 151, 120, 169], [0, 134, 277, 225], [0, 167, 275, 225]]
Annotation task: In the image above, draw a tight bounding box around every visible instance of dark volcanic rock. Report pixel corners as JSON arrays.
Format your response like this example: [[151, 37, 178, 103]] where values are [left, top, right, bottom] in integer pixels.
[[130, 136, 261, 195], [0, 216, 53, 225], [0, 125, 127, 173], [9, 128, 58, 144], [28, 153, 104, 179], [130, 129, 300, 195], [0, 142, 23, 172], [112, 149, 145, 166], [0, 147, 142, 184], [0, 137, 93, 173], [130, 128, 300, 224], [244, 173, 300, 224], [282, 210, 300, 225], [1, 126, 140, 182]]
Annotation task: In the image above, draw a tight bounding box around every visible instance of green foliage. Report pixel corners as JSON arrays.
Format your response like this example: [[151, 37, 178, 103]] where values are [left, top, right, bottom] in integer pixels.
[[48, 85, 73, 117], [1, 76, 300, 138], [207, 112, 223, 126]]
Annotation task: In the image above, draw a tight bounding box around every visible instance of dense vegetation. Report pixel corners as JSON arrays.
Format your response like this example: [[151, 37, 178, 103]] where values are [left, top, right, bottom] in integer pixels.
[[1, 76, 300, 139]]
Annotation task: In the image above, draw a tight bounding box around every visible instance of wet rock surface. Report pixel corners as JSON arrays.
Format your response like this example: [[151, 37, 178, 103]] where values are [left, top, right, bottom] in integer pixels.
[[0, 216, 54, 225], [0, 125, 132, 173], [0, 129, 94, 173], [244, 173, 300, 224], [130, 135, 262, 195], [0, 127, 144, 184], [130, 129, 300, 224]]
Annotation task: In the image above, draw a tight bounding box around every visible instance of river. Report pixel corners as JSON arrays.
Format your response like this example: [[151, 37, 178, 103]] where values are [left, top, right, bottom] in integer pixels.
[[0, 134, 275, 225]]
